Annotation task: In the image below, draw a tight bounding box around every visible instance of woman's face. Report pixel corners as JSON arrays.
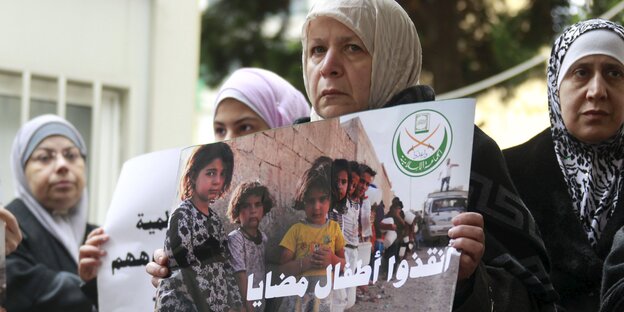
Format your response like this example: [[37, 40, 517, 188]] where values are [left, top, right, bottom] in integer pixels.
[[24, 135, 85, 213], [559, 54, 624, 144], [213, 98, 270, 141], [305, 17, 372, 119], [238, 194, 264, 230], [194, 158, 227, 202], [304, 187, 330, 225], [336, 170, 348, 200]]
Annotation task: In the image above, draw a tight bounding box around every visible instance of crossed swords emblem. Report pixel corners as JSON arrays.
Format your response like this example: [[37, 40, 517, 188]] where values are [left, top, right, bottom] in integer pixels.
[[405, 123, 440, 154]]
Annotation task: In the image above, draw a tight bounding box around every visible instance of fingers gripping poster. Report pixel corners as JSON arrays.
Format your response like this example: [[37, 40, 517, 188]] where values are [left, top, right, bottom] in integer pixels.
[[98, 99, 475, 312]]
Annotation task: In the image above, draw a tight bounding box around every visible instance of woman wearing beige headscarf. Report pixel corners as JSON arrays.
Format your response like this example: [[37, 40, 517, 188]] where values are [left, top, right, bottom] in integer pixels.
[[300, 0, 558, 311], [148, 1, 557, 310], [302, 0, 423, 120]]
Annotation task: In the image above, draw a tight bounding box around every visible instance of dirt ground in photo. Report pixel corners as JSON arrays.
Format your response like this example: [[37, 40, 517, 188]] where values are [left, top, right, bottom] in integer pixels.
[[346, 246, 459, 312]]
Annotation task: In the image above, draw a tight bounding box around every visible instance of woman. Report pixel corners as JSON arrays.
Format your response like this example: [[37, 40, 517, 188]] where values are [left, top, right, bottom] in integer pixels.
[[150, 2, 557, 310], [213, 67, 310, 141], [301, 1, 557, 310], [504, 19, 624, 311], [6, 114, 96, 312]]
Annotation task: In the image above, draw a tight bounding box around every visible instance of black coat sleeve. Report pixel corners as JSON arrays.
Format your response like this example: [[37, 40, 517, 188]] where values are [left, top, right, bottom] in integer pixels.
[[600, 226, 624, 312], [7, 240, 95, 312], [453, 127, 558, 312]]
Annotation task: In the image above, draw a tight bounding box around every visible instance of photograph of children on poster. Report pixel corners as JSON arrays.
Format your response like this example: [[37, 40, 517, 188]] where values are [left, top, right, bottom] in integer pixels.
[[154, 98, 475, 312]]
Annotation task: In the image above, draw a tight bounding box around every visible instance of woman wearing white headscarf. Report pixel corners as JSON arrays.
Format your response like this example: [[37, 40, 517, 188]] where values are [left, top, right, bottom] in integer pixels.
[[302, 0, 424, 120], [504, 19, 624, 311], [300, 0, 557, 311], [6, 114, 96, 312]]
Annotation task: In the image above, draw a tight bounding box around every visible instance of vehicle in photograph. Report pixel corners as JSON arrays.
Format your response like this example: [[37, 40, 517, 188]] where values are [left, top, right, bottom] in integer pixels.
[[421, 190, 468, 245]]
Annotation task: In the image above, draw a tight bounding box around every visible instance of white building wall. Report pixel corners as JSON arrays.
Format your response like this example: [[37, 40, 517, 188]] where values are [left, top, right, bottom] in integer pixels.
[[0, 0, 199, 224]]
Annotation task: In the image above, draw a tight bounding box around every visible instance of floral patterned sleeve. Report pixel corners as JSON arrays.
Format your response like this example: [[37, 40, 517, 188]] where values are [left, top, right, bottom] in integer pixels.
[[223, 232, 243, 307], [167, 207, 195, 268], [227, 231, 246, 273]]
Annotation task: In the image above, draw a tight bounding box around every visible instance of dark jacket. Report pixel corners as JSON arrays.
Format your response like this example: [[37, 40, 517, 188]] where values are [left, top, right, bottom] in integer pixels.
[[6, 198, 97, 312], [504, 128, 624, 312], [601, 225, 624, 312]]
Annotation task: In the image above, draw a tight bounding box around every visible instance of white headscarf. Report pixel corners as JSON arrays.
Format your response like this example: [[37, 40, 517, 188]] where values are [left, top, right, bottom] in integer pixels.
[[302, 0, 422, 119], [10, 114, 88, 263]]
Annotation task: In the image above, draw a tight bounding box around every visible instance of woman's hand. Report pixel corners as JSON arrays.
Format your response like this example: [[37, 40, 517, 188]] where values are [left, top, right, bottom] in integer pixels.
[[78, 227, 109, 282], [146, 248, 170, 288], [0, 207, 22, 255], [448, 212, 485, 281]]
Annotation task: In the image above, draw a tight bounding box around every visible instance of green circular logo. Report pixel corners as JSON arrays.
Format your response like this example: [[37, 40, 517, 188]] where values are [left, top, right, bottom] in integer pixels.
[[392, 109, 453, 177]]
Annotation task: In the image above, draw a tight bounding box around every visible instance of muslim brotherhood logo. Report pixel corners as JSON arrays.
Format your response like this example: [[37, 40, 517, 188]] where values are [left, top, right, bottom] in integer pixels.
[[392, 109, 452, 177]]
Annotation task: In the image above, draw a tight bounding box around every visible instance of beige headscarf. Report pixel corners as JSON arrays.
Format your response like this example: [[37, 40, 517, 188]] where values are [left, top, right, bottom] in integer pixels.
[[302, 0, 422, 120]]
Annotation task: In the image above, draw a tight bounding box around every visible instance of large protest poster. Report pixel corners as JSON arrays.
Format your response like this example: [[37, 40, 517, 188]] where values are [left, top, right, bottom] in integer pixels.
[[98, 98, 475, 311], [97, 148, 182, 312]]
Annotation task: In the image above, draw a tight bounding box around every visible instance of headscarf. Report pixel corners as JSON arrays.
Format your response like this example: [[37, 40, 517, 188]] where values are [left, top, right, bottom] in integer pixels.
[[302, 0, 422, 118], [213, 68, 310, 128], [10, 114, 88, 263], [547, 19, 624, 247]]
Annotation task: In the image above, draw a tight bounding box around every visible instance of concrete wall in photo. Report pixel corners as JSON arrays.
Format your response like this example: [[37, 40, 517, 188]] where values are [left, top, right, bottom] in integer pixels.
[[207, 118, 393, 264]]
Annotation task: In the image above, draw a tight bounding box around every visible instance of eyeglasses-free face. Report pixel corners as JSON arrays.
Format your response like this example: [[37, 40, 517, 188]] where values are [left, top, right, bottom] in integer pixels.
[[559, 54, 624, 144], [305, 16, 372, 119], [304, 187, 330, 225]]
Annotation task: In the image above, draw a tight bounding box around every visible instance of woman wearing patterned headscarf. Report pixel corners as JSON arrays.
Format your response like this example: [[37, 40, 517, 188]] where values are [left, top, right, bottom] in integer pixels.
[[6, 114, 97, 311], [298, 0, 557, 311], [504, 19, 624, 311], [213, 67, 310, 141]]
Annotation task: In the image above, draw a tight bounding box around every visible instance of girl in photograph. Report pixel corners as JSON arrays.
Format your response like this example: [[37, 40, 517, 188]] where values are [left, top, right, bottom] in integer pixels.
[[226, 181, 275, 312], [156, 142, 242, 312], [278, 162, 346, 312]]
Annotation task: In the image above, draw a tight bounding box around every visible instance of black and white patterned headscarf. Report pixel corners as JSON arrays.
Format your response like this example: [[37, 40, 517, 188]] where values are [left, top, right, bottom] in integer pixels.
[[547, 19, 624, 247]]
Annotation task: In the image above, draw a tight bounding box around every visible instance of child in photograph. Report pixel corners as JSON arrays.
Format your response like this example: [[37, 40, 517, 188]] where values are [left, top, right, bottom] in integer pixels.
[[226, 181, 275, 312], [330, 158, 350, 214], [278, 162, 346, 312], [156, 142, 242, 312], [328, 159, 360, 310]]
